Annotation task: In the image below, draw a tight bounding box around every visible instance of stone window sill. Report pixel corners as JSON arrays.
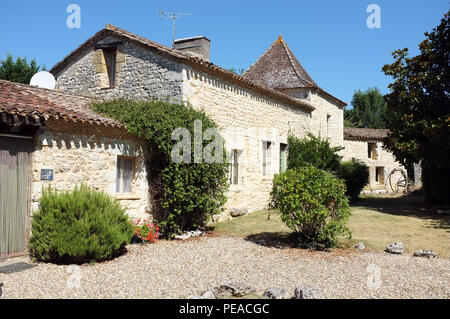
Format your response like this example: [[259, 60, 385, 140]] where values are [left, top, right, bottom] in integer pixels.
[[116, 194, 141, 200], [229, 185, 243, 193]]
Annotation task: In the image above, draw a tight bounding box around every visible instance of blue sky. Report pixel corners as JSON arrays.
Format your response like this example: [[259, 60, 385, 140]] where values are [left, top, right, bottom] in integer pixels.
[[0, 0, 448, 107]]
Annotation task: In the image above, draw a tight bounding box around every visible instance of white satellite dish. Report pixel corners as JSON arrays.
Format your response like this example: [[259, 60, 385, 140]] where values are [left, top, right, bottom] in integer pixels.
[[30, 71, 56, 89]]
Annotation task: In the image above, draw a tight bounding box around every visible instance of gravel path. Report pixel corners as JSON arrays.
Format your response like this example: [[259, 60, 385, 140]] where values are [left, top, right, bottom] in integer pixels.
[[0, 235, 449, 299]]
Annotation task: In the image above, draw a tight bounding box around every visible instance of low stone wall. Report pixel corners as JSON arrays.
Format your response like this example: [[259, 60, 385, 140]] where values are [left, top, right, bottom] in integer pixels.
[[31, 119, 150, 220]]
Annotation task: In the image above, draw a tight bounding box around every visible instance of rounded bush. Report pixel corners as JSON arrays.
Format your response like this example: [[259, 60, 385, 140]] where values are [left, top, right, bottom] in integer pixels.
[[338, 161, 369, 201], [270, 166, 351, 249], [29, 185, 134, 264]]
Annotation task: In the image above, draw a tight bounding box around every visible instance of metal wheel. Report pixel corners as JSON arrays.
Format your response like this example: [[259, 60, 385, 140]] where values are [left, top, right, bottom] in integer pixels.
[[387, 167, 409, 193]]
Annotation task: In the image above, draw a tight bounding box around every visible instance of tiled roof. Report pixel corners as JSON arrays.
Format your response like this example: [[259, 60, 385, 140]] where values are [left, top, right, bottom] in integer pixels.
[[243, 36, 346, 107], [344, 127, 390, 141], [0, 80, 121, 127], [50, 24, 315, 113], [243, 36, 317, 89]]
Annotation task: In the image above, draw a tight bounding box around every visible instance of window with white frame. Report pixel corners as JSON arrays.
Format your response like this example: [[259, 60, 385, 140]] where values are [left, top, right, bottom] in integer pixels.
[[262, 141, 273, 176], [229, 149, 241, 185], [116, 156, 134, 193]]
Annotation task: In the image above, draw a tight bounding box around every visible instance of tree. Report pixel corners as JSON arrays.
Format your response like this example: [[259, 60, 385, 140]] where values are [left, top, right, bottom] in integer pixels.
[[0, 54, 46, 84], [382, 10, 450, 206], [344, 87, 388, 128], [287, 133, 343, 173], [228, 67, 245, 75]]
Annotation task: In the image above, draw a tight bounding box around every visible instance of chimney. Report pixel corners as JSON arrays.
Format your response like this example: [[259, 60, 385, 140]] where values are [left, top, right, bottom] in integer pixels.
[[174, 36, 210, 61]]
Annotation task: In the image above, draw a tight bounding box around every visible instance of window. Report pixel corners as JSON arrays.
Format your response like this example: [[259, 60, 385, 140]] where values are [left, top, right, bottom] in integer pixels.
[[326, 114, 331, 139], [103, 48, 117, 88], [368, 142, 378, 160], [116, 157, 134, 193], [375, 167, 384, 184], [229, 149, 240, 185], [280, 143, 288, 173], [262, 141, 273, 175]]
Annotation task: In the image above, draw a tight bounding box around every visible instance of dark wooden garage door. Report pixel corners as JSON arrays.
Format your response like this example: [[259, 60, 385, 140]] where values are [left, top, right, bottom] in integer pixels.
[[0, 135, 32, 257]]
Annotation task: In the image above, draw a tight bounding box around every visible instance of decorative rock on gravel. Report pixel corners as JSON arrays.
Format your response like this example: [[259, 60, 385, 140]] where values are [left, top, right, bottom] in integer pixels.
[[173, 230, 205, 240], [386, 242, 404, 254], [199, 290, 217, 299], [414, 250, 436, 259], [263, 288, 290, 299], [295, 286, 322, 299], [220, 282, 255, 297], [354, 242, 365, 250]]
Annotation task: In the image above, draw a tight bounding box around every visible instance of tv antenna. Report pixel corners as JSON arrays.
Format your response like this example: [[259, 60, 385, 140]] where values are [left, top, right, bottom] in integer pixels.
[[158, 10, 192, 49]]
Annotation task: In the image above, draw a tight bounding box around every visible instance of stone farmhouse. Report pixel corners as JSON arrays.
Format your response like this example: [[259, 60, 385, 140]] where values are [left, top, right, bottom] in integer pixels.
[[50, 25, 346, 215], [0, 24, 403, 257], [342, 128, 406, 193]]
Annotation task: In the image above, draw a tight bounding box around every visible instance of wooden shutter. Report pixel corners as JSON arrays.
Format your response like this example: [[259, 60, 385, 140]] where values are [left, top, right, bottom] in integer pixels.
[[123, 158, 132, 193], [262, 142, 267, 175], [116, 157, 133, 193], [0, 135, 32, 257], [103, 48, 117, 87], [232, 150, 239, 185]]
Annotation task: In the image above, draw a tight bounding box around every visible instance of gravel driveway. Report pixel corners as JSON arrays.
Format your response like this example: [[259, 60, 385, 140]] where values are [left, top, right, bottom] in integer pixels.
[[0, 235, 449, 299]]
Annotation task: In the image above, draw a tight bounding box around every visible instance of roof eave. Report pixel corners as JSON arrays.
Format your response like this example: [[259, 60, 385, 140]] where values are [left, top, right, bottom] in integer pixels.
[[50, 25, 315, 113]]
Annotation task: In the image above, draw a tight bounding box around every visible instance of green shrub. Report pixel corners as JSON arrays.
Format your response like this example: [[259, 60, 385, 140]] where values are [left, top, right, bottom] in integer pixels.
[[338, 161, 369, 201], [29, 185, 134, 264], [270, 166, 351, 249], [92, 99, 229, 238], [287, 133, 343, 173]]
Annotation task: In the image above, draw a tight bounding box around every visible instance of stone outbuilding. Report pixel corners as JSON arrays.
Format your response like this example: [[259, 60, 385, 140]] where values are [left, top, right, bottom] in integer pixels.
[[0, 80, 150, 257], [342, 127, 407, 193]]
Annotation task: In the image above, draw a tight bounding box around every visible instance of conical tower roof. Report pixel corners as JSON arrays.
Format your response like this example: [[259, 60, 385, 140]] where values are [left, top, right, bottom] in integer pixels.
[[243, 35, 317, 89]]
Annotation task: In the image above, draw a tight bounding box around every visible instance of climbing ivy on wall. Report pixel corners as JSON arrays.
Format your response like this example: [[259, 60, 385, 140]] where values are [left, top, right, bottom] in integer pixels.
[[92, 99, 229, 238]]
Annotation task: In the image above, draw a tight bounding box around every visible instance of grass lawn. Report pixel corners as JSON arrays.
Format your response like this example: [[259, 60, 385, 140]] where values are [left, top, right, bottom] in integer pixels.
[[213, 194, 450, 258]]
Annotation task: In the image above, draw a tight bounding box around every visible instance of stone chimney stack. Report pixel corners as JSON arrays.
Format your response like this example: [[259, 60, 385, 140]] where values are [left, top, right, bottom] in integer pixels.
[[174, 36, 210, 61]]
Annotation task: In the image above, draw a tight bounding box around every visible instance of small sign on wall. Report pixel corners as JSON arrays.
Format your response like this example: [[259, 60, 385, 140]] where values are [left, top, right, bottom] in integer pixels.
[[40, 169, 54, 181]]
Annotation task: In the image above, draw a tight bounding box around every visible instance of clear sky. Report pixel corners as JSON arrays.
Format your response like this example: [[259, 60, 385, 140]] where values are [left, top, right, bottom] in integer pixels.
[[0, 0, 448, 107]]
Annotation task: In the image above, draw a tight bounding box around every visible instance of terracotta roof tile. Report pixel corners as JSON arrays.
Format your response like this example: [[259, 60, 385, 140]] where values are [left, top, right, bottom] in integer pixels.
[[50, 24, 315, 113], [0, 80, 121, 127]]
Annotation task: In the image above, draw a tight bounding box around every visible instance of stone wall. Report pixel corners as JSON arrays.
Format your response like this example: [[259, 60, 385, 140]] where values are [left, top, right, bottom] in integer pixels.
[[182, 66, 312, 216], [342, 139, 406, 193], [55, 36, 184, 103], [54, 36, 346, 218], [279, 88, 344, 148], [31, 118, 150, 220]]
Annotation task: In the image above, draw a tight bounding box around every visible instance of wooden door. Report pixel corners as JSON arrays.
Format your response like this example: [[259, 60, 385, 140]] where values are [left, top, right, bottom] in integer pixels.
[[0, 135, 32, 257]]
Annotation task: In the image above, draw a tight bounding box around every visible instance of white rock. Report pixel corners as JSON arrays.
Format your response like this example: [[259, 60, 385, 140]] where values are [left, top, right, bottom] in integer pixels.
[[263, 288, 290, 299], [386, 242, 404, 254], [295, 286, 322, 299], [413, 250, 436, 259]]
